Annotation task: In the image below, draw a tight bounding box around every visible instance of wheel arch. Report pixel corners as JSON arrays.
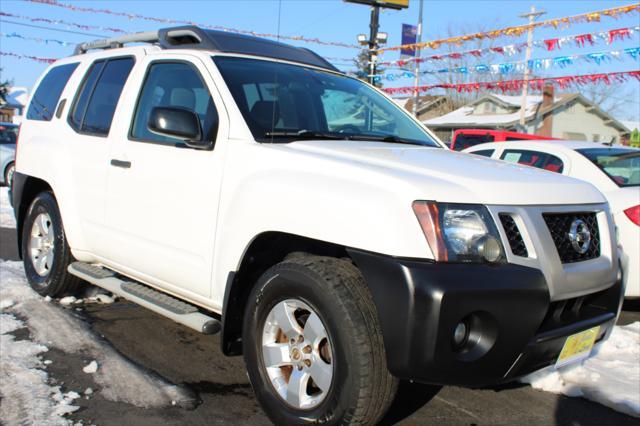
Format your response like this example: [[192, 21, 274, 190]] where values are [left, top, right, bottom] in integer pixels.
[[14, 173, 54, 260], [220, 231, 348, 356]]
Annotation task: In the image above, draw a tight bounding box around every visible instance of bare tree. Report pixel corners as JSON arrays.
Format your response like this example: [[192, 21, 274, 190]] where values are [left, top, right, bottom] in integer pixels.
[[0, 69, 11, 103], [424, 22, 510, 111], [581, 81, 637, 120]]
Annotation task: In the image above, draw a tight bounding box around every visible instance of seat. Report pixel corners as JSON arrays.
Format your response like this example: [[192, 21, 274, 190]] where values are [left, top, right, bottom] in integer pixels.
[[250, 100, 280, 130]]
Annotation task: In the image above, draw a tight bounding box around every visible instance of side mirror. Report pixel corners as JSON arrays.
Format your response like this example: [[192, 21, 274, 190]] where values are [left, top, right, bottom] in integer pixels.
[[148, 107, 212, 150]]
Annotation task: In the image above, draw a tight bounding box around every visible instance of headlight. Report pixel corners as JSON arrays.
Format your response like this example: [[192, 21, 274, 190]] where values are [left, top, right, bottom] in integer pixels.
[[412, 201, 505, 263]]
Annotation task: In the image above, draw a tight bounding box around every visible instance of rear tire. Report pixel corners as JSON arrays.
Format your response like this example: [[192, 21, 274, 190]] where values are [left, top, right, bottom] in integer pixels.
[[4, 162, 14, 187], [21, 191, 80, 297], [243, 254, 398, 425]]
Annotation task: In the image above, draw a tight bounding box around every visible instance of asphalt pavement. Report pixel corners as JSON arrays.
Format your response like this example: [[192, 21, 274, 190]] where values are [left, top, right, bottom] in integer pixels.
[[1, 225, 638, 425]]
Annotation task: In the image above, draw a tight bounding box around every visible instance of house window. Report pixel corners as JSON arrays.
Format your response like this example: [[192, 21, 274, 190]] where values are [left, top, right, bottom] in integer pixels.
[[563, 132, 587, 141]]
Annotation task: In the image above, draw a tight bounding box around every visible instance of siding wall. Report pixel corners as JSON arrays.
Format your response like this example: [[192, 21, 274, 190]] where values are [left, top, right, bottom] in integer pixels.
[[545, 100, 622, 143]]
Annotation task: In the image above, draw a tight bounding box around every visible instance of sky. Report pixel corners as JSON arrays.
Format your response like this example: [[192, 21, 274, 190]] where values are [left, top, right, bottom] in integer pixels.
[[0, 0, 639, 121]]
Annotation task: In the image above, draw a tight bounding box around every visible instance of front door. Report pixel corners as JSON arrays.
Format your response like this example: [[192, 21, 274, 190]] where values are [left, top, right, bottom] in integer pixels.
[[104, 55, 228, 299]]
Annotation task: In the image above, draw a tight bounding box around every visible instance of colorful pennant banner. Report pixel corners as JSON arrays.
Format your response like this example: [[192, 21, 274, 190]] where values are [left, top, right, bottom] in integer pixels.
[[0, 11, 126, 34], [371, 48, 640, 81], [0, 51, 56, 64], [379, 26, 640, 67], [24, 0, 359, 49], [0, 31, 73, 46], [379, 4, 640, 53], [383, 70, 640, 95]]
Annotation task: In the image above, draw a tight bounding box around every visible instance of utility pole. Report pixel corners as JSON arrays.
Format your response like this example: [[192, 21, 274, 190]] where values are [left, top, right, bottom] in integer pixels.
[[519, 5, 546, 130], [368, 5, 381, 85], [412, 0, 424, 117]]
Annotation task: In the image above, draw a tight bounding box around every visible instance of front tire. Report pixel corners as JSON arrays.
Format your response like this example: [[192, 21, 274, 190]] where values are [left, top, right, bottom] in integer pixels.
[[21, 191, 80, 297], [243, 255, 398, 425]]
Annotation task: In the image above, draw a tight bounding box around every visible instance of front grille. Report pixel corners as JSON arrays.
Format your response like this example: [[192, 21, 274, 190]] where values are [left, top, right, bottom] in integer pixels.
[[542, 212, 600, 263], [499, 214, 528, 257]]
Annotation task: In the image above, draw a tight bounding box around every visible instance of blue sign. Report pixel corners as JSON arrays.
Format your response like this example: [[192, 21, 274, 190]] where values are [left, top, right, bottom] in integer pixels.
[[401, 24, 417, 57]]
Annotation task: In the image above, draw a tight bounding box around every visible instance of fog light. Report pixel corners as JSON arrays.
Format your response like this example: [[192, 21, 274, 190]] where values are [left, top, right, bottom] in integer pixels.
[[476, 235, 503, 263], [453, 321, 468, 348]]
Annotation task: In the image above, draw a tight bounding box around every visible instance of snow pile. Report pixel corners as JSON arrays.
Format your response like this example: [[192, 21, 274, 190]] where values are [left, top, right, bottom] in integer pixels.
[[0, 260, 196, 413], [0, 187, 16, 228], [82, 360, 98, 374], [0, 313, 78, 425], [522, 322, 640, 418]]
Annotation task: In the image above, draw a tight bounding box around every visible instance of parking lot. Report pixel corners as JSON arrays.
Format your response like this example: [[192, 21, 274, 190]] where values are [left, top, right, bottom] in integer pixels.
[[1, 225, 638, 425]]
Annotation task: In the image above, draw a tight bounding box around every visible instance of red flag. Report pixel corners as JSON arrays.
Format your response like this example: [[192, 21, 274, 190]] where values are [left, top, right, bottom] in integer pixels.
[[544, 38, 560, 51]]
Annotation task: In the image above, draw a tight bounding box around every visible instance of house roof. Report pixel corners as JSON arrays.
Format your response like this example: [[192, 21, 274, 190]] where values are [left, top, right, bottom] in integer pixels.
[[424, 93, 628, 133], [1, 87, 29, 108], [392, 95, 446, 114]]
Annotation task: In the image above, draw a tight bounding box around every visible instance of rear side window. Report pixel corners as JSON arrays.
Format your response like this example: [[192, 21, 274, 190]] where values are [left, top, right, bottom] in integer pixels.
[[27, 63, 78, 121], [69, 57, 134, 136], [501, 149, 564, 173], [470, 149, 494, 157]]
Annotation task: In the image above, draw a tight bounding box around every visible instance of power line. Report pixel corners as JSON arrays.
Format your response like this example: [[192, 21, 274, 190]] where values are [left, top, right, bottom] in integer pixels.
[[0, 19, 105, 38]]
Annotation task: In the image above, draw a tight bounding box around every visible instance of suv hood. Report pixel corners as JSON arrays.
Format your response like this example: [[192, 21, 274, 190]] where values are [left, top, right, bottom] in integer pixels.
[[282, 140, 606, 206]]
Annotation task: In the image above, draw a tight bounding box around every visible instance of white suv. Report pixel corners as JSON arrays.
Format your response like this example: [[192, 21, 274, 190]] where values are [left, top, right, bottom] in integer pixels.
[[12, 26, 624, 424]]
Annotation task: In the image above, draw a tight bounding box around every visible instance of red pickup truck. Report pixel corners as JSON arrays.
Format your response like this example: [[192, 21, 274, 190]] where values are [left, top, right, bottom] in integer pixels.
[[450, 129, 558, 151]]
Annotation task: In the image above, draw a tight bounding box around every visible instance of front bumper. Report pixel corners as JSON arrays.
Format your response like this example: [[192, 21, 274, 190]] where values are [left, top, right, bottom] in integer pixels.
[[348, 249, 623, 386]]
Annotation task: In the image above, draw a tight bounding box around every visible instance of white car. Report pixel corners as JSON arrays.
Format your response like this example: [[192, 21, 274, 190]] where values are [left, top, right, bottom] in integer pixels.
[[11, 27, 623, 424], [464, 140, 639, 298]]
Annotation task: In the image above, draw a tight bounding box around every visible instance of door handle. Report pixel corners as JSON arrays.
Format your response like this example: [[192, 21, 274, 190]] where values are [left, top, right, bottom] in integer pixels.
[[110, 159, 131, 168]]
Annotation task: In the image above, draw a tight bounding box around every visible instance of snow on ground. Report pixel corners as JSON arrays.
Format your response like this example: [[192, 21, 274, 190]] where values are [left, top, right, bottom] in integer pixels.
[[0, 187, 16, 228], [0, 260, 196, 423], [522, 322, 640, 418], [0, 313, 78, 425]]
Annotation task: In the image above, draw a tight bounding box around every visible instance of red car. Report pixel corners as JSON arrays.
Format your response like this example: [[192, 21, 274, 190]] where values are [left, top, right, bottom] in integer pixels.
[[451, 129, 558, 151]]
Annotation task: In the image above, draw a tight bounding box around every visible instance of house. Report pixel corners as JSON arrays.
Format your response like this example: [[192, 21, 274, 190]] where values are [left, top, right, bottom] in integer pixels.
[[0, 86, 29, 123], [424, 86, 630, 144], [393, 95, 450, 121], [621, 120, 640, 147]]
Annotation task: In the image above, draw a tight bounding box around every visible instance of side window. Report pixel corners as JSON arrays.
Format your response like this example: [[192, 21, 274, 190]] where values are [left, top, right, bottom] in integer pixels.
[[70, 61, 105, 129], [69, 58, 134, 136], [501, 149, 564, 173], [131, 62, 218, 145], [453, 134, 495, 151], [27, 63, 78, 121], [470, 149, 494, 157]]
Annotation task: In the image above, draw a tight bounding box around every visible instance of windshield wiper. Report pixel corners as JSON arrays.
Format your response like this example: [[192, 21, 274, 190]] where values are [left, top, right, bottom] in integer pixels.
[[347, 134, 429, 146], [263, 130, 348, 141]]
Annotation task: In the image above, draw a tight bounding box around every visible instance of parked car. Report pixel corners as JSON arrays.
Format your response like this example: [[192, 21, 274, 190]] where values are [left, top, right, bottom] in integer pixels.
[[464, 140, 639, 298], [12, 27, 623, 424], [0, 122, 19, 187], [450, 129, 558, 151]]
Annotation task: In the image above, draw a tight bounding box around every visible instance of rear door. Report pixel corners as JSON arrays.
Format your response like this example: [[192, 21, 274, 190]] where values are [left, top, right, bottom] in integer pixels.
[[62, 56, 136, 254], [104, 54, 228, 299]]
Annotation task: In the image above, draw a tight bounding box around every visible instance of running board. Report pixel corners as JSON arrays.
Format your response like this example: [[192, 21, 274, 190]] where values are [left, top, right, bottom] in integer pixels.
[[68, 262, 221, 335]]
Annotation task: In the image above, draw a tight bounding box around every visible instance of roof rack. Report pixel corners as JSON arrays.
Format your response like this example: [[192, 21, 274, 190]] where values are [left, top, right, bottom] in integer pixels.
[[73, 26, 339, 72]]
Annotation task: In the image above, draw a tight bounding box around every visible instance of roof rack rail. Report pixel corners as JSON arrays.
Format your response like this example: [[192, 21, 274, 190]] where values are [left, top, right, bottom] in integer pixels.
[[74, 26, 339, 72], [74, 31, 161, 55]]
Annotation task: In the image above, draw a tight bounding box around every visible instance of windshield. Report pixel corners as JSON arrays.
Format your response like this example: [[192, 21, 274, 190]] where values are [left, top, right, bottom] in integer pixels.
[[577, 148, 640, 187], [0, 124, 18, 145], [212, 56, 440, 147]]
